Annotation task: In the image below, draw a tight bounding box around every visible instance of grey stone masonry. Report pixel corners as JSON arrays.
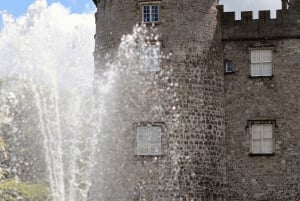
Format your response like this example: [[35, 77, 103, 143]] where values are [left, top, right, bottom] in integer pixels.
[[223, 39, 300, 201], [91, 0, 300, 200], [92, 0, 225, 200], [221, 0, 300, 200], [290, 0, 300, 10]]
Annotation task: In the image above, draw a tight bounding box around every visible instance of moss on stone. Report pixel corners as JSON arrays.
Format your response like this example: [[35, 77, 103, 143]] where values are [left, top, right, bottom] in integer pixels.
[[0, 179, 49, 201]]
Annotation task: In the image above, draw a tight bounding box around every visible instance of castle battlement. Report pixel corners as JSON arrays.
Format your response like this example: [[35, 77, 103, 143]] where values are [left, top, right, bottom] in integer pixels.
[[218, 5, 300, 41]]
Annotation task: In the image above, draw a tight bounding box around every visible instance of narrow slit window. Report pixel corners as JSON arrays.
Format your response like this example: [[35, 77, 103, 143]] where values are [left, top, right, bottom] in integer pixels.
[[225, 60, 234, 73]]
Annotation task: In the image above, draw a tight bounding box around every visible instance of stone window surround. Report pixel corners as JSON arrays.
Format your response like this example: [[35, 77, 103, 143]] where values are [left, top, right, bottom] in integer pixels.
[[138, 1, 161, 25], [246, 119, 277, 156], [248, 46, 274, 78], [134, 122, 165, 157]]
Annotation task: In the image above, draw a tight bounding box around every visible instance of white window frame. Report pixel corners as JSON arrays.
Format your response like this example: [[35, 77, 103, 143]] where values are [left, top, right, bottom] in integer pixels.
[[250, 49, 273, 77], [136, 125, 162, 156], [140, 43, 161, 72], [249, 121, 275, 155], [142, 4, 159, 23]]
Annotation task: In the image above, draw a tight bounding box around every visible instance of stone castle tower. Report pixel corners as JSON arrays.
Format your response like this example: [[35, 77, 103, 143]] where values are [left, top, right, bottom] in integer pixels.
[[91, 0, 299, 200]]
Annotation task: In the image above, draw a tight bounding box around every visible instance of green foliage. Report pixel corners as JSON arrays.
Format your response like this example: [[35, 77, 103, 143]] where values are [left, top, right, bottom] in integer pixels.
[[0, 179, 49, 201]]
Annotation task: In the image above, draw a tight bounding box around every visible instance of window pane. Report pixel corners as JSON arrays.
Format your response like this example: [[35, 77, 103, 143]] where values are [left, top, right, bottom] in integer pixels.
[[262, 63, 272, 76], [251, 50, 262, 63], [150, 127, 161, 155], [137, 126, 149, 142], [150, 145, 161, 155], [263, 139, 273, 153], [140, 45, 160, 72], [155, 46, 160, 54], [225, 61, 233, 72], [151, 5, 158, 22], [262, 124, 272, 138], [137, 126, 150, 155], [251, 124, 262, 139], [137, 126, 162, 155], [140, 46, 150, 71], [250, 122, 275, 154], [251, 64, 262, 76], [143, 6, 150, 22], [137, 145, 149, 155], [150, 127, 161, 143], [152, 46, 160, 71], [143, 5, 159, 23], [152, 5, 158, 13], [152, 14, 158, 22], [262, 50, 272, 62], [137, 127, 144, 139], [252, 139, 262, 153], [139, 133, 149, 143]]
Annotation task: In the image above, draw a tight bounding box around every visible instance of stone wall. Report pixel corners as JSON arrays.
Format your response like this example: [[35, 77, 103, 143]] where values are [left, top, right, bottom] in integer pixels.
[[92, 0, 226, 200], [223, 38, 300, 200], [222, 3, 300, 200], [92, 0, 300, 200]]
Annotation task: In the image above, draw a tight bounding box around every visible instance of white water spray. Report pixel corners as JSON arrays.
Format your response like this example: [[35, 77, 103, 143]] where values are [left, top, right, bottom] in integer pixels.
[[0, 1, 168, 200], [0, 0, 97, 200]]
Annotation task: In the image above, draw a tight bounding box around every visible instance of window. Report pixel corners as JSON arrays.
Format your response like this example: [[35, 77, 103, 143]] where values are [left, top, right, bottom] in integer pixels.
[[250, 122, 274, 154], [140, 44, 160, 72], [136, 126, 161, 156], [142, 5, 159, 23], [250, 49, 273, 77], [225, 60, 234, 73]]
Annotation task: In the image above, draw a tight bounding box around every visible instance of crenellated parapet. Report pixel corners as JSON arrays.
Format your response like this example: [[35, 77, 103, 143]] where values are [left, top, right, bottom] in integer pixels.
[[218, 5, 300, 41]]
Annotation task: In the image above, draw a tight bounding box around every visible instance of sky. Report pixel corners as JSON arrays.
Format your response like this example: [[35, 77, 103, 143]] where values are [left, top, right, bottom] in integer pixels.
[[0, 0, 95, 29], [0, 0, 95, 82], [0, 0, 95, 14]]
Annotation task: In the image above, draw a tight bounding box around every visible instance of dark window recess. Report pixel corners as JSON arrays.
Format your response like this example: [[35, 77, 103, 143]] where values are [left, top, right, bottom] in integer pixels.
[[225, 60, 234, 73]]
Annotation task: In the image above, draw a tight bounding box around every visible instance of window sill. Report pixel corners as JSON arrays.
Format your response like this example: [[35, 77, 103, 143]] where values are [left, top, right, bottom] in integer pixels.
[[141, 22, 160, 26], [249, 75, 274, 79], [249, 153, 275, 157], [134, 154, 164, 163], [225, 71, 235, 75], [136, 154, 162, 157]]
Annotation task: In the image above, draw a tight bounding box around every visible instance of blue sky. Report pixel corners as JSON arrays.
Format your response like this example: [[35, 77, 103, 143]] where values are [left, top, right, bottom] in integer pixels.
[[0, 0, 95, 28]]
